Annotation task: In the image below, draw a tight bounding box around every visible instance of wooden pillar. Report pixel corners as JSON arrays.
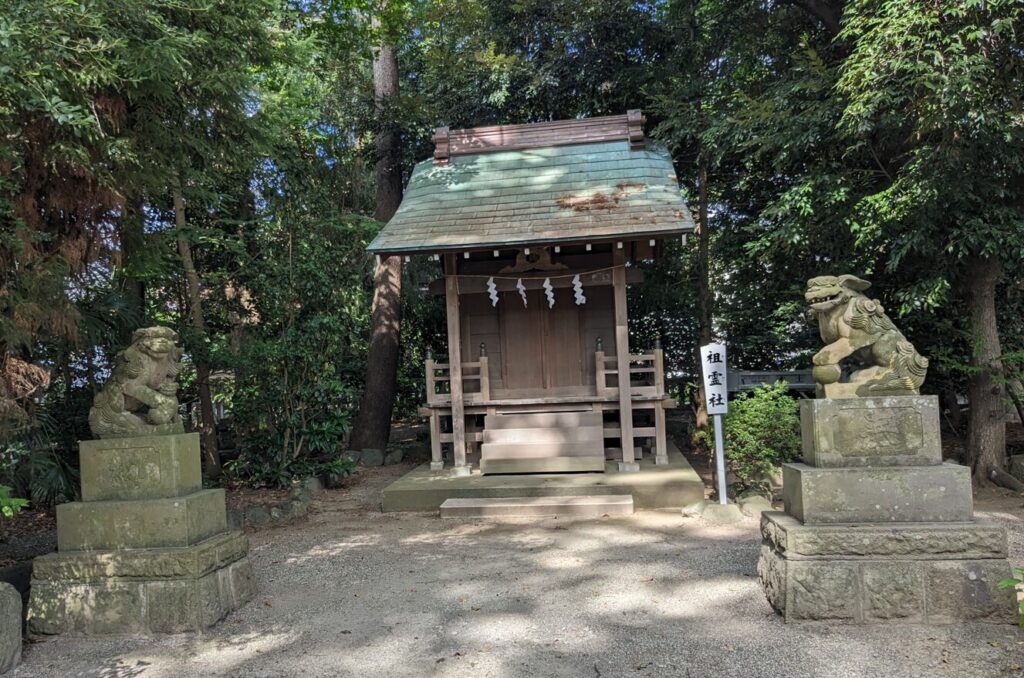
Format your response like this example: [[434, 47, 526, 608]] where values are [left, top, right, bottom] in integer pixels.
[[429, 410, 443, 471], [444, 253, 469, 474], [425, 355, 437, 405], [654, 403, 668, 465], [479, 355, 490, 401], [612, 248, 637, 471]]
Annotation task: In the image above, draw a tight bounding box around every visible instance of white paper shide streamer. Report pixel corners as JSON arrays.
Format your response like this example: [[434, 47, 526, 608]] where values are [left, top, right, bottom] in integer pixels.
[[516, 278, 528, 307], [543, 278, 554, 308], [486, 277, 499, 307], [572, 274, 586, 305]]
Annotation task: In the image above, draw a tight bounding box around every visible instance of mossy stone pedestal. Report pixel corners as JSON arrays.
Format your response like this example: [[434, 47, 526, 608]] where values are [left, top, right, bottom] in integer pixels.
[[759, 396, 1016, 624], [27, 433, 254, 635]]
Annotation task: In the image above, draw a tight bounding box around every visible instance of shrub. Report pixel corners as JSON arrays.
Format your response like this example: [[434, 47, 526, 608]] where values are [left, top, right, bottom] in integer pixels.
[[698, 381, 801, 486], [0, 485, 28, 518]]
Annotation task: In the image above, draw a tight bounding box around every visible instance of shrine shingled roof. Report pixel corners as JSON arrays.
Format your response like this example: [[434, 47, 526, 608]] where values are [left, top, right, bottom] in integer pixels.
[[366, 135, 695, 255]]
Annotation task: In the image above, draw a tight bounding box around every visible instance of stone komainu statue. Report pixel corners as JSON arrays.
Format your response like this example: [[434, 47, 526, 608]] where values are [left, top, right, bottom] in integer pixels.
[[88, 326, 185, 438], [805, 275, 928, 398]]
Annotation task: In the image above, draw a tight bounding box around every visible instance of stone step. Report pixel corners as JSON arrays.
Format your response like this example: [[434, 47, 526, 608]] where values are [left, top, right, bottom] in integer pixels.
[[440, 494, 633, 518], [482, 426, 603, 444], [484, 412, 602, 429], [480, 441, 602, 458]]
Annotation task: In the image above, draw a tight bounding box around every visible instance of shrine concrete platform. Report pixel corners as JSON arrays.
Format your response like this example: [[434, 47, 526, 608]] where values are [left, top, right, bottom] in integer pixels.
[[382, 445, 704, 512]]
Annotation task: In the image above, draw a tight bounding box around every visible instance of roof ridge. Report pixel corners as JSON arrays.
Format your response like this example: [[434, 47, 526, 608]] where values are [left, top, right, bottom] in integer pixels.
[[432, 111, 646, 165]]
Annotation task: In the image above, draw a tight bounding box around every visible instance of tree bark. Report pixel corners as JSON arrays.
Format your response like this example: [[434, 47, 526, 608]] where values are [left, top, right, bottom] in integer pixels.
[[693, 151, 713, 432], [1006, 376, 1024, 430], [965, 255, 1006, 484], [174, 190, 221, 478], [120, 196, 146, 331], [348, 30, 403, 453]]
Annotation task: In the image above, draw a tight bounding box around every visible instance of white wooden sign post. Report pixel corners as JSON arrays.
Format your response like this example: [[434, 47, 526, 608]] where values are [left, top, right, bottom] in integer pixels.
[[700, 342, 729, 505]]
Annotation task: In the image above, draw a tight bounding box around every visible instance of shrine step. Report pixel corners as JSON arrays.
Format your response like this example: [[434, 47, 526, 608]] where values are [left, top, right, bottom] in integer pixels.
[[484, 412, 602, 429], [440, 495, 634, 519], [482, 426, 603, 445], [479, 441, 600, 459]]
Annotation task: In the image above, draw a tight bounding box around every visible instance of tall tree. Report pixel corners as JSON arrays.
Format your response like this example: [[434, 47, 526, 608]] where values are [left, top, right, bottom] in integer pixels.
[[836, 0, 1024, 481], [348, 9, 404, 453], [174, 190, 221, 478]]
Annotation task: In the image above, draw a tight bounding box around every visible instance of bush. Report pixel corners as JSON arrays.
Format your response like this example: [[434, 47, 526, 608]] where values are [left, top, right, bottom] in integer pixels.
[[698, 381, 801, 487], [0, 485, 28, 518]]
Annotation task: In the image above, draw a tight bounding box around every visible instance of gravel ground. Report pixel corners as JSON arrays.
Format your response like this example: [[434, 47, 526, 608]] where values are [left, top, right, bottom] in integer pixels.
[[16, 465, 1024, 678]]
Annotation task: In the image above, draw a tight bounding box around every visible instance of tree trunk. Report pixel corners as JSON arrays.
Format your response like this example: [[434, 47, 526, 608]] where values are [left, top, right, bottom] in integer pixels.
[[174, 190, 221, 479], [693, 152, 713, 432], [965, 255, 1006, 484], [120, 196, 146, 329], [348, 31, 403, 453], [1006, 376, 1024, 430]]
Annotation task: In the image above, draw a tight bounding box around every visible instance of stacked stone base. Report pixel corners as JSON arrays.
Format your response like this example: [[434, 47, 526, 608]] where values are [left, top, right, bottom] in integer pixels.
[[761, 396, 1017, 624], [29, 532, 254, 635], [28, 433, 255, 635], [759, 512, 1015, 624]]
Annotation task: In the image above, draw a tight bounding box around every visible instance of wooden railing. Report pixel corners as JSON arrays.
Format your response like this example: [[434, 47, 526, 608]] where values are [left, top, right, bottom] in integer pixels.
[[425, 355, 489, 405], [595, 347, 665, 399], [425, 345, 664, 406]]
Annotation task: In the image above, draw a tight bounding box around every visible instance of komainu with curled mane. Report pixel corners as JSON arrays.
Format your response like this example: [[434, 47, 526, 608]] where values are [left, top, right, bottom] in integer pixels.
[[89, 326, 185, 438], [805, 275, 928, 398]]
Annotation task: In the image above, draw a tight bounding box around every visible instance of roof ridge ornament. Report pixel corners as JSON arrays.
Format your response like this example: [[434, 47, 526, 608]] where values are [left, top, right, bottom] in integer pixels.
[[432, 111, 646, 166]]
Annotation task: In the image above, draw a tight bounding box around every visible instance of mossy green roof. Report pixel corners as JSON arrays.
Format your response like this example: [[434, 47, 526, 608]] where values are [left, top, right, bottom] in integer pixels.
[[367, 140, 694, 254]]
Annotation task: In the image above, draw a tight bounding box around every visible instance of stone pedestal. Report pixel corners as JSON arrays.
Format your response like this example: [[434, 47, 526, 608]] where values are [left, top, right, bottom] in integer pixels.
[[759, 396, 1016, 624], [28, 433, 254, 635]]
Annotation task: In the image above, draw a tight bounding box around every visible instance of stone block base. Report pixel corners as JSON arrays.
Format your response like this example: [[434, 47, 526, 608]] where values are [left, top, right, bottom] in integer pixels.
[[57, 489, 227, 551], [799, 396, 941, 468], [758, 512, 1016, 624], [28, 531, 254, 635], [783, 462, 973, 524], [79, 433, 201, 501]]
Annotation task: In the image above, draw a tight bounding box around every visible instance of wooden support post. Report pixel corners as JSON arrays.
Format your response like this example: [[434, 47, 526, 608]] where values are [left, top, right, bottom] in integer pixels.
[[479, 356, 490, 401], [425, 356, 437, 405], [654, 402, 668, 466], [444, 254, 469, 475], [429, 410, 443, 471], [653, 346, 665, 397], [612, 249, 637, 471]]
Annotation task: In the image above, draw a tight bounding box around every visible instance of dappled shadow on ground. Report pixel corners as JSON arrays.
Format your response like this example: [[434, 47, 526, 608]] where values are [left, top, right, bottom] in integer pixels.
[[18, 467, 1024, 678]]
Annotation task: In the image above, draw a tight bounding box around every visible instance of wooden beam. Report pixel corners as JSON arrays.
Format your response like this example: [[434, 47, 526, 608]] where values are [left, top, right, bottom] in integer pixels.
[[444, 253, 468, 473], [612, 249, 636, 471], [432, 112, 646, 162]]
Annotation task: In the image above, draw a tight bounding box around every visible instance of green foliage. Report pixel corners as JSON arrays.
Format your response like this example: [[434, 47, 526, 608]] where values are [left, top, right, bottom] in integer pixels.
[[997, 567, 1024, 628], [226, 215, 377, 485], [4, 0, 1022, 491], [0, 439, 79, 508], [0, 485, 28, 519], [223, 450, 355, 490], [698, 382, 801, 486]]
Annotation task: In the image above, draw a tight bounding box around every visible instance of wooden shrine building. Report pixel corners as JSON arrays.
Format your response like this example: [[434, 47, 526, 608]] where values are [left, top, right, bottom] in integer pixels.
[[368, 111, 695, 478]]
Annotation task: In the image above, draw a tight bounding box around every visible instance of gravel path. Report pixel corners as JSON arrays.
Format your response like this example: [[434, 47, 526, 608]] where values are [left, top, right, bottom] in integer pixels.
[[17, 465, 1024, 678]]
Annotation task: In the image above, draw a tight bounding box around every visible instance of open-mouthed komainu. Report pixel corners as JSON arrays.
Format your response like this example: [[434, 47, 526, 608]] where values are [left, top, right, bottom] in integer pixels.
[[88, 326, 185, 438], [805, 274, 928, 398]]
